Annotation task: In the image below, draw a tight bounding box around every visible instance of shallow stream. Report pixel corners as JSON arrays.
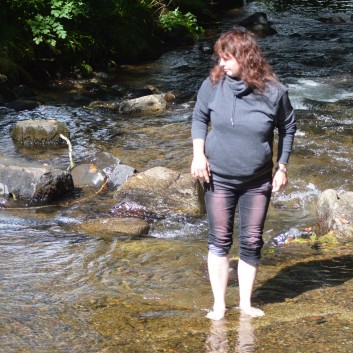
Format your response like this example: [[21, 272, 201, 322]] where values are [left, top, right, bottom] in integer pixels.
[[1, 1, 353, 352]]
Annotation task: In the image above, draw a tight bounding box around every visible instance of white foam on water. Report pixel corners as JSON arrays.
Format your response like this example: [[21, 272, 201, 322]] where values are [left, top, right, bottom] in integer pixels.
[[274, 182, 321, 205], [288, 78, 353, 109]]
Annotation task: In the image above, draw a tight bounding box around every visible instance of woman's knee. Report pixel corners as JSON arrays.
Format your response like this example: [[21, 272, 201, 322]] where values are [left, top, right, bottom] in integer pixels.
[[238, 235, 264, 265]]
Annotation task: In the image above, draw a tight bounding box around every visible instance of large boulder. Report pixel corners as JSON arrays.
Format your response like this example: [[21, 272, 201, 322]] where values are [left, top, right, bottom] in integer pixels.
[[317, 189, 353, 241], [0, 157, 74, 205], [118, 94, 166, 115], [114, 166, 205, 216], [11, 119, 70, 147]]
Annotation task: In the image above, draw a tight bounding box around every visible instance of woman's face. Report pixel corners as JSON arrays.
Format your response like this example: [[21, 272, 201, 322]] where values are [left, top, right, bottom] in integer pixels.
[[219, 55, 240, 78]]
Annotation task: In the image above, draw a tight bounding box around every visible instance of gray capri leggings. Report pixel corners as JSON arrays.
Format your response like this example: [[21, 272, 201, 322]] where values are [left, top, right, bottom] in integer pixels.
[[204, 177, 272, 266]]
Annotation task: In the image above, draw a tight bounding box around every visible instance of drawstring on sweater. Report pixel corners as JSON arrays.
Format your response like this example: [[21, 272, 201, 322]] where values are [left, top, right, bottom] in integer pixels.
[[227, 75, 253, 127], [231, 95, 237, 126]]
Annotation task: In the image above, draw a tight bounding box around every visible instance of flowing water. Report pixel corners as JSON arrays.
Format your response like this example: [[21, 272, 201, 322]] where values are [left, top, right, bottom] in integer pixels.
[[1, 1, 353, 352]]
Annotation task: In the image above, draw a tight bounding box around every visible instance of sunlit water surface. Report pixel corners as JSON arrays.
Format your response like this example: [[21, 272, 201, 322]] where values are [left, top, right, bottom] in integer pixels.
[[1, 1, 353, 352]]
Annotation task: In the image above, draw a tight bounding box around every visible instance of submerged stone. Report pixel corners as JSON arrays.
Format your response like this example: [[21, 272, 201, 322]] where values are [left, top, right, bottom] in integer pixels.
[[77, 217, 150, 239]]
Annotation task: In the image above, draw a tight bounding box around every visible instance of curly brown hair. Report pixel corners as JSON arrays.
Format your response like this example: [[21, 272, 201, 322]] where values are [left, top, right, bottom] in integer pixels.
[[210, 27, 277, 91]]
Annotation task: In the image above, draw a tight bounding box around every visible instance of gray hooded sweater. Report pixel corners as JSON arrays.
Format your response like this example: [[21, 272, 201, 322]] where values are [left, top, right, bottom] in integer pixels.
[[191, 75, 296, 185]]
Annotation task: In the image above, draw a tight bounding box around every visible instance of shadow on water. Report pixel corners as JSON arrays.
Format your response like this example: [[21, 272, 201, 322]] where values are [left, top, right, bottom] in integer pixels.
[[255, 254, 353, 304]]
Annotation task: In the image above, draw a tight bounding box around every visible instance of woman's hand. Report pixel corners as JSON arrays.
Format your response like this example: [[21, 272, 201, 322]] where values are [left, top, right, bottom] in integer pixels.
[[191, 139, 211, 183], [191, 153, 211, 183], [272, 165, 288, 192]]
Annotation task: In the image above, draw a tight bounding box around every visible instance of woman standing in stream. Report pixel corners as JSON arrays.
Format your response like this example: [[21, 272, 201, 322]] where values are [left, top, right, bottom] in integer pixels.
[[191, 27, 296, 320]]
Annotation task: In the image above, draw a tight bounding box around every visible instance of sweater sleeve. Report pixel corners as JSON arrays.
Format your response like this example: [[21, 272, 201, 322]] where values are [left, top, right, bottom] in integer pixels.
[[276, 89, 296, 164], [191, 78, 213, 141]]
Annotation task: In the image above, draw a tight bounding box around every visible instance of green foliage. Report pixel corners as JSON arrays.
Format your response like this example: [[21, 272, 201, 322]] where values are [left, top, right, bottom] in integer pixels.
[[159, 7, 204, 38], [26, 1, 87, 47], [0, 0, 209, 81]]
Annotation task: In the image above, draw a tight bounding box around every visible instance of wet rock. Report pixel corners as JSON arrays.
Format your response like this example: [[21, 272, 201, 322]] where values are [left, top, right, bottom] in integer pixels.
[[318, 16, 345, 24], [164, 91, 176, 103], [119, 94, 167, 115], [70, 163, 107, 189], [108, 164, 136, 188], [88, 151, 121, 176], [238, 12, 277, 36], [0, 157, 74, 205], [198, 41, 213, 54], [5, 99, 40, 111], [88, 100, 120, 110], [109, 200, 161, 221], [114, 166, 205, 216], [11, 119, 70, 147], [317, 189, 353, 241], [77, 217, 150, 240], [271, 227, 312, 246]]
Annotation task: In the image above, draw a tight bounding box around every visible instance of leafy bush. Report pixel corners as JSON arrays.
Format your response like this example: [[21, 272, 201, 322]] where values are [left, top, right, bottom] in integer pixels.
[[0, 0, 209, 81], [27, 0, 88, 47], [159, 7, 204, 38]]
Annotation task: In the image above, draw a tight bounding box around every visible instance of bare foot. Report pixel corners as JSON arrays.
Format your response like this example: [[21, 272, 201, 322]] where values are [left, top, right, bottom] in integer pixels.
[[239, 306, 264, 317], [206, 306, 226, 320]]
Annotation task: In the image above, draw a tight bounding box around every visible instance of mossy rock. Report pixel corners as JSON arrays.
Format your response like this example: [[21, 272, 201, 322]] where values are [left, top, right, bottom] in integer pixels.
[[11, 119, 70, 147]]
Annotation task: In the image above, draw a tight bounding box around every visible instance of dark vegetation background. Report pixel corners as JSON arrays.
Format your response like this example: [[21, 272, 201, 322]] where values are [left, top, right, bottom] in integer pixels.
[[0, 0, 242, 95]]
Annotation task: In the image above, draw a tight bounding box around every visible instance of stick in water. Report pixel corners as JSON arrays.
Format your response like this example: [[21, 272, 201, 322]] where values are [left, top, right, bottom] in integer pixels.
[[60, 134, 75, 170]]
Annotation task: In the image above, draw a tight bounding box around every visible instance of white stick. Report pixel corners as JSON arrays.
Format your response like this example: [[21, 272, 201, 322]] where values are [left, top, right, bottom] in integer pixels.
[[60, 134, 74, 170]]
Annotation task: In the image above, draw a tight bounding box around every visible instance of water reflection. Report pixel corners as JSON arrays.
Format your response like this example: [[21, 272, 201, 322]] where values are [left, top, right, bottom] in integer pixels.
[[205, 313, 255, 353], [237, 313, 256, 353]]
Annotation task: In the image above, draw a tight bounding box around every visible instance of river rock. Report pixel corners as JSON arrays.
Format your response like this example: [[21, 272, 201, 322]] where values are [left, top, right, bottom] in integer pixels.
[[317, 189, 353, 241], [70, 163, 107, 189], [118, 94, 167, 115], [0, 157, 74, 205], [318, 16, 345, 24], [88, 151, 121, 176], [11, 119, 70, 147], [88, 100, 120, 110], [110, 200, 161, 221], [238, 12, 277, 36], [114, 166, 205, 216], [108, 164, 136, 188], [5, 99, 40, 111], [78, 217, 150, 240]]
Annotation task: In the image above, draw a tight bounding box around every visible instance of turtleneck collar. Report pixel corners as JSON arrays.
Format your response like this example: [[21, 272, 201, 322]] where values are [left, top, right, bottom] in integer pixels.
[[225, 74, 253, 97]]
